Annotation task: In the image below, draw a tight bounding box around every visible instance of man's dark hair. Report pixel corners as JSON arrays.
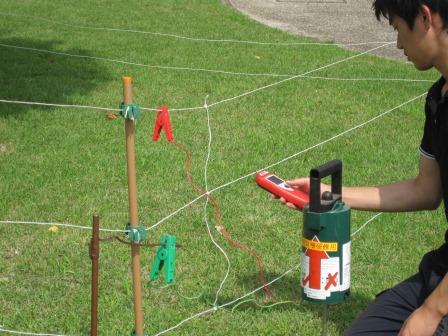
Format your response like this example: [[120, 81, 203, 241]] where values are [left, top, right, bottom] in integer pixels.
[[372, 0, 448, 30]]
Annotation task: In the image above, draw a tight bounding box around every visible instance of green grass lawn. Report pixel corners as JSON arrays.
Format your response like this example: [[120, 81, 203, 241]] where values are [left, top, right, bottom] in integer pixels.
[[0, 1, 445, 335]]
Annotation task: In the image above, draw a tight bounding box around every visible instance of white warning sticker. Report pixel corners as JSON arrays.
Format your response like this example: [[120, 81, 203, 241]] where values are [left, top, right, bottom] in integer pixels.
[[340, 242, 351, 291], [301, 252, 340, 300]]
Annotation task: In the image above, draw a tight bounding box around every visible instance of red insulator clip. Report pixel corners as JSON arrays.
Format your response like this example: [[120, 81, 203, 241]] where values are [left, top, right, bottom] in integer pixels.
[[152, 105, 174, 142]]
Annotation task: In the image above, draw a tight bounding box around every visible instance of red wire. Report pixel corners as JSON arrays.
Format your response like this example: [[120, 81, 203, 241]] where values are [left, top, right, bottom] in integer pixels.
[[172, 140, 276, 300]]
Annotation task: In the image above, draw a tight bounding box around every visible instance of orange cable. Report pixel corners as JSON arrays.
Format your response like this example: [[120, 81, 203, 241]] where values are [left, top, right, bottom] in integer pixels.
[[172, 140, 276, 300]]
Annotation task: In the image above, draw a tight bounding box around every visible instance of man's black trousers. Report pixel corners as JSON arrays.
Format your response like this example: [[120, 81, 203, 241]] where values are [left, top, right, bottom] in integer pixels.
[[344, 248, 448, 335]]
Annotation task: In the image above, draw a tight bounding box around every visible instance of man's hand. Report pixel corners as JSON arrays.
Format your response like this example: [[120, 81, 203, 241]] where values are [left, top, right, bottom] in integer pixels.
[[399, 305, 443, 336], [286, 177, 312, 194], [274, 177, 309, 209], [277, 178, 330, 209]]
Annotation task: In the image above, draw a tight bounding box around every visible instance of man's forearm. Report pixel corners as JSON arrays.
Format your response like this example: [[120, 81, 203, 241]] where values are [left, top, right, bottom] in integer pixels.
[[341, 156, 442, 212], [342, 179, 441, 212], [341, 185, 381, 211], [424, 274, 448, 318]]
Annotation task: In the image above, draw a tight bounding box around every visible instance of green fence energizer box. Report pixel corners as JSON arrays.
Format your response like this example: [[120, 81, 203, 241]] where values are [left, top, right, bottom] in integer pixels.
[[301, 160, 351, 305]]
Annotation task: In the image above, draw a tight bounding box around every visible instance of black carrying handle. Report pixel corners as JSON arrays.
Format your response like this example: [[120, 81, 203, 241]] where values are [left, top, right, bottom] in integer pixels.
[[309, 160, 342, 213]]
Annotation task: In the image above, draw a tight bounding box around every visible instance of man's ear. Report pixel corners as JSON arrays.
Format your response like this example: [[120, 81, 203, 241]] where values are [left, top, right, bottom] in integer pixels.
[[420, 4, 434, 31]]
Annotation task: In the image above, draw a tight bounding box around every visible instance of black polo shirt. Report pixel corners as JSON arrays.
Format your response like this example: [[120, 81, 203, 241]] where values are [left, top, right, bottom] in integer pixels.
[[419, 76, 448, 274]]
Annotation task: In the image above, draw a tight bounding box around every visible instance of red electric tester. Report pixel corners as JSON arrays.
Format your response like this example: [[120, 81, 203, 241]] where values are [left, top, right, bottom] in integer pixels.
[[256, 171, 309, 209]]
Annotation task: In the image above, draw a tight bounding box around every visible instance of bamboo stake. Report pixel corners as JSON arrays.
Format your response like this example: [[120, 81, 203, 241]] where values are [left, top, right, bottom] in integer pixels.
[[122, 76, 145, 336], [90, 214, 100, 336]]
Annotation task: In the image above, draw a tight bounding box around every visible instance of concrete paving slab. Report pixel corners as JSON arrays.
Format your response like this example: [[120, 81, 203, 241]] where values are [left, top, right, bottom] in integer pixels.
[[225, 0, 405, 61]]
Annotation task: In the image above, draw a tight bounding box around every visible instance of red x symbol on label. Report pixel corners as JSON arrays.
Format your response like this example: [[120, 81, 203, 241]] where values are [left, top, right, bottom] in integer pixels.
[[324, 272, 338, 290]]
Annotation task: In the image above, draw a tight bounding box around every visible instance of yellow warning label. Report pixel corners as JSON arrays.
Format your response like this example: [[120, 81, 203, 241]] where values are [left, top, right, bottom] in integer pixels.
[[302, 238, 338, 252]]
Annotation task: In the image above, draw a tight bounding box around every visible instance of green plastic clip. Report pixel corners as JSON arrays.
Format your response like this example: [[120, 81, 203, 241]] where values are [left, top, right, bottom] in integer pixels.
[[125, 224, 148, 244], [150, 234, 176, 284], [119, 102, 141, 120]]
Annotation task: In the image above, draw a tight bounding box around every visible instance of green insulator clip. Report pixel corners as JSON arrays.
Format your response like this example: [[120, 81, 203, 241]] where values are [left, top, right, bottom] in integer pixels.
[[150, 234, 176, 284], [125, 224, 148, 244], [119, 102, 141, 120]]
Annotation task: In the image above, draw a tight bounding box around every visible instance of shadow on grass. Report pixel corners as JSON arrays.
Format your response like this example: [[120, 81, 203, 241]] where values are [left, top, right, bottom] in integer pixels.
[[0, 38, 112, 118], [207, 270, 374, 335]]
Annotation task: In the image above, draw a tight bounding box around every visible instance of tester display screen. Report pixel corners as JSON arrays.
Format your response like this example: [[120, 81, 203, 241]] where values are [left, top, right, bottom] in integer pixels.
[[267, 175, 284, 185]]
